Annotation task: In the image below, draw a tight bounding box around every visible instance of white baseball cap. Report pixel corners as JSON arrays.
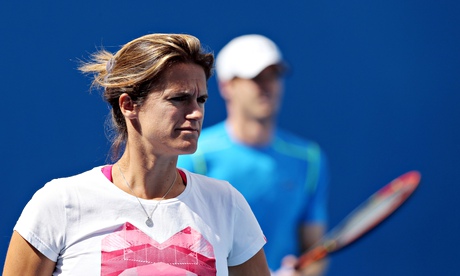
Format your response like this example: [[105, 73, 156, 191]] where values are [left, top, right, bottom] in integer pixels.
[[215, 34, 284, 81]]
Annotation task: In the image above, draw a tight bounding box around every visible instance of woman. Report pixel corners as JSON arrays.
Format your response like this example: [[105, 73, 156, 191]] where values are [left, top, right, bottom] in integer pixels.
[[3, 33, 270, 275]]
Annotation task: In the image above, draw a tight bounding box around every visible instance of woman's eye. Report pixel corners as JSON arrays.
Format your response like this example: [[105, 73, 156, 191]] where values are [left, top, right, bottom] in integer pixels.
[[172, 96, 188, 102], [170, 94, 207, 104], [198, 96, 208, 104]]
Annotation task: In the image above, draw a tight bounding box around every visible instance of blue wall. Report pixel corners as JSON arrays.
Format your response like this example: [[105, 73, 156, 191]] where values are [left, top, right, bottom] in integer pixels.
[[1, 1, 459, 275]]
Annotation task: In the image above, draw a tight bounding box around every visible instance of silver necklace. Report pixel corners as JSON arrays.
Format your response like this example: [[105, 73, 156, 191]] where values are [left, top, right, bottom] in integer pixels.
[[117, 163, 177, 227]]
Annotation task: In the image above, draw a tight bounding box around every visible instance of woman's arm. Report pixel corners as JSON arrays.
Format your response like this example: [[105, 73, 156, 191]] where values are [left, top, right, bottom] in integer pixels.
[[228, 248, 271, 276], [3, 231, 56, 276]]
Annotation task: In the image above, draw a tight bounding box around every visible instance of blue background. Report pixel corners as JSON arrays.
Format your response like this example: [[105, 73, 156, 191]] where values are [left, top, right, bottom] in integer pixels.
[[1, 1, 459, 275]]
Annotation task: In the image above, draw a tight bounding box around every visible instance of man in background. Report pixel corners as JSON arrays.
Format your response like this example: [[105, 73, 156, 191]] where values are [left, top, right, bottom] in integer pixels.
[[178, 34, 329, 275]]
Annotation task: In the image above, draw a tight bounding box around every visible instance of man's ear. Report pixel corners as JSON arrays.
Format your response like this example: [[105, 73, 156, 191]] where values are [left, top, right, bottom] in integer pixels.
[[119, 93, 137, 119], [218, 80, 232, 101]]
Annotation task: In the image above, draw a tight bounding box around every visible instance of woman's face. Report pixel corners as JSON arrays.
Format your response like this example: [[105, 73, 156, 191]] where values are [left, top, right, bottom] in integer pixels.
[[135, 62, 208, 156]]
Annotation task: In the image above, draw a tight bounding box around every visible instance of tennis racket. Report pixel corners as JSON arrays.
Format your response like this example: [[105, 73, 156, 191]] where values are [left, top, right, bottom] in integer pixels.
[[295, 170, 421, 270]]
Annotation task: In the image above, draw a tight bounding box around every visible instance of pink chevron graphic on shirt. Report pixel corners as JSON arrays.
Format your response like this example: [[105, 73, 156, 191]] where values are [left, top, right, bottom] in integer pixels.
[[101, 222, 216, 275]]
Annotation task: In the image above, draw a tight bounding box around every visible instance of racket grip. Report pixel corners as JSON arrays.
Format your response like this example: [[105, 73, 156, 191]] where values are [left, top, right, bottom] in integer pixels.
[[295, 246, 328, 271]]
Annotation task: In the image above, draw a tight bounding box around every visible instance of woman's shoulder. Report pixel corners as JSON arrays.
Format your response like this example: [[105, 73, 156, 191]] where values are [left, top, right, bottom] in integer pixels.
[[39, 166, 107, 193], [180, 169, 249, 213], [181, 169, 239, 195], [25, 166, 110, 212], [183, 169, 228, 185]]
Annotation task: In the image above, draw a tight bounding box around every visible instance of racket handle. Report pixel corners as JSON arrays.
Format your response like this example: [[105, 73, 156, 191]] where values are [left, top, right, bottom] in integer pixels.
[[295, 245, 328, 271]]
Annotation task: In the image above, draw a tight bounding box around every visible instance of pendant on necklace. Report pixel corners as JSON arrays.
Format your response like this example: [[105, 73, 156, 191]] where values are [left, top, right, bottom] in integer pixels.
[[146, 217, 154, 227]]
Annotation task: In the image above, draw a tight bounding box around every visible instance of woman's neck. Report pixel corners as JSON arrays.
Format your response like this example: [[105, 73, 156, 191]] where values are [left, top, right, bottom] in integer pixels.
[[113, 150, 182, 199]]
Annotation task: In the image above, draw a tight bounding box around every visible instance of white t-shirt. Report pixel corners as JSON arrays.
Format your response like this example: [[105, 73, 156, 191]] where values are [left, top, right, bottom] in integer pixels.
[[14, 166, 265, 275]]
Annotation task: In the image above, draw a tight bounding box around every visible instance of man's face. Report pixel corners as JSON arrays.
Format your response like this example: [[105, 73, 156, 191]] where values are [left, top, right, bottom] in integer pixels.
[[225, 65, 284, 121]]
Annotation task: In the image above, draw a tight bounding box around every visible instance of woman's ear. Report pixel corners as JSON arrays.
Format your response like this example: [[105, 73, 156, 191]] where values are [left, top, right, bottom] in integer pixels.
[[119, 93, 137, 119]]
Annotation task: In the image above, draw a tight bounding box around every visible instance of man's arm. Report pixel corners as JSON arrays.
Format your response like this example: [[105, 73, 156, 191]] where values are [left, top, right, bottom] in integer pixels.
[[298, 223, 328, 276]]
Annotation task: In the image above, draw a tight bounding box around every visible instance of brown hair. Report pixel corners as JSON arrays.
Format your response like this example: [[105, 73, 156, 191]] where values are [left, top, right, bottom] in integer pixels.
[[79, 33, 214, 160]]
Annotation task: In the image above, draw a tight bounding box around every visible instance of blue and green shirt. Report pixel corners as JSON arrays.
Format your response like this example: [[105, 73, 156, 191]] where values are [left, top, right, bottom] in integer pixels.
[[178, 121, 329, 270]]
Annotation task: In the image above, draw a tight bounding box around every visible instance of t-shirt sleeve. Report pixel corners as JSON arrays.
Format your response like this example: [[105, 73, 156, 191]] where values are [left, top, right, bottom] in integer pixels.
[[227, 186, 266, 266], [14, 180, 67, 261]]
